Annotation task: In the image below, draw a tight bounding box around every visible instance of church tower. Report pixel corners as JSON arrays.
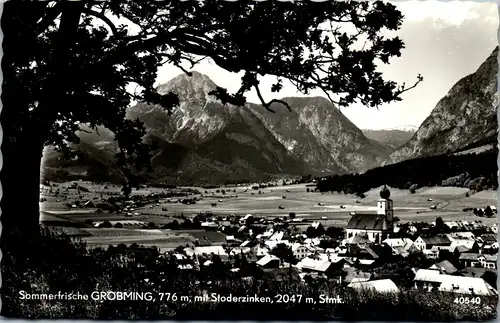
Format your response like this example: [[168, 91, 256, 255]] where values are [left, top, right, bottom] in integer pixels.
[[377, 185, 394, 228]]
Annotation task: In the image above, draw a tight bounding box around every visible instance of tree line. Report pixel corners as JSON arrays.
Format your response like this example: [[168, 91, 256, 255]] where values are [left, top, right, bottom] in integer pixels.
[[317, 149, 497, 195]]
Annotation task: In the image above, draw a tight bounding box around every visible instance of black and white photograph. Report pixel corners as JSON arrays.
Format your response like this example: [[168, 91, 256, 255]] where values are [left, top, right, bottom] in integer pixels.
[[1, 0, 499, 320]]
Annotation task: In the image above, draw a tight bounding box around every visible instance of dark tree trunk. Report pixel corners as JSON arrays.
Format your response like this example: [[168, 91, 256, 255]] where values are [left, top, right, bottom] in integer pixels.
[[0, 139, 44, 251], [0, 2, 84, 252]]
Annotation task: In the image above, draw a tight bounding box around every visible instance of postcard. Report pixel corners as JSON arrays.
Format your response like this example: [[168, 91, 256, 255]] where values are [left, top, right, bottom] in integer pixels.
[[1, 0, 498, 320]]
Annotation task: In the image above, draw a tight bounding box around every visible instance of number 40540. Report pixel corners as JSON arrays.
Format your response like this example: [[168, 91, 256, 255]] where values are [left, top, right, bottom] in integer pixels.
[[453, 297, 481, 305]]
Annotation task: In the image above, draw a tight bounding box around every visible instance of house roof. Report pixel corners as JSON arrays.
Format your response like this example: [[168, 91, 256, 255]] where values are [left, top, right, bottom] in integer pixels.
[[450, 240, 477, 250], [383, 238, 413, 248], [459, 253, 480, 261], [454, 245, 470, 254], [344, 268, 372, 283], [447, 232, 476, 240], [253, 245, 270, 257], [240, 240, 251, 247], [414, 269, 498, 296], [193, 246, 227, 256], [348, 279, 400, 293], [229, 247, 252, 255], [346, 214, 389, 231], [414, 269, 444, 283], [438, 275, 498, 296], [296, 257, 332, 272], [421, 235, 452, 246], [364, 246, 380, 259], [311, 222, 323, 229], [431, 260, 458, 274], [480, 234, 497, 243], [291, 243, 312, 252], [483, 254, 497, 262], [345, 234, 371, 245], [461, 267, 489, 277], [256, 254, 279, 266], [392, 246, 409, 257]]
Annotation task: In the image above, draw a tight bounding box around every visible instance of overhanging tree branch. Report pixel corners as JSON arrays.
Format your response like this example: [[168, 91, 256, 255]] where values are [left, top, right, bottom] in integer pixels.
[[81, 7, 118, 35], [254, 84, 291, 113], [35, 2, 64, 36]]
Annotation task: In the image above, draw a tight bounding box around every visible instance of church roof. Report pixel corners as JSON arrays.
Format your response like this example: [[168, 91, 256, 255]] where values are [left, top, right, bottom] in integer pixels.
[[346, 214, 390, 231]]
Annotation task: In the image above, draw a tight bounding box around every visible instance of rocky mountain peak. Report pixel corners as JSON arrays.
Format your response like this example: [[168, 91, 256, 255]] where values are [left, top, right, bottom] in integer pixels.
[[156, 71, 217, 101]]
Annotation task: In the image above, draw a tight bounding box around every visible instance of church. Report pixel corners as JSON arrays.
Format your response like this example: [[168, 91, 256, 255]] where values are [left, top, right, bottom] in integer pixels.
[[345, 185, 395, 244]]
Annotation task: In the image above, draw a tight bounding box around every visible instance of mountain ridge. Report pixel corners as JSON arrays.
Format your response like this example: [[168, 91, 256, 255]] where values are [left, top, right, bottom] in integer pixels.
[[43, 72, 393, 184], [383, 46, 499, 165]]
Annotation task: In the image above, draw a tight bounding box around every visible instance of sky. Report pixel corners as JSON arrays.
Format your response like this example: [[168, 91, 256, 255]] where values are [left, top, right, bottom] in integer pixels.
[[149, 1, 499, 130]]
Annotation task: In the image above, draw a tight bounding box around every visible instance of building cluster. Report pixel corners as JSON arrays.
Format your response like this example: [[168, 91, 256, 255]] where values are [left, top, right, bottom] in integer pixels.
[[163, 186, 498, 297]]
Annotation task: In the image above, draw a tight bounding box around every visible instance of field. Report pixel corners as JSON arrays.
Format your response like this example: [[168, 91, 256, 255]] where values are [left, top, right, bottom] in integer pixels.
[[40, 181, 498, 250]]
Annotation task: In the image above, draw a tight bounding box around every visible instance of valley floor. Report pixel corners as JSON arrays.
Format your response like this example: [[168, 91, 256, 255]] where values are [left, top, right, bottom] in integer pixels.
[[39, 181, 497, 251]]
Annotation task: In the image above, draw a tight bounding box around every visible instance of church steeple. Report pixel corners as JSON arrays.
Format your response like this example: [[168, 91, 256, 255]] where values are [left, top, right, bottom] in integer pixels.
[[380, 185, 391, 200], [377, 185, 394, 229]]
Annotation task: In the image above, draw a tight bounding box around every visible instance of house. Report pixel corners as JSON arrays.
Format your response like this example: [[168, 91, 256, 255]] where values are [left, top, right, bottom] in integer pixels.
[[459, 253, 480, 267], [252, 245, 270, 259], [391, 245, 417, 257], [295, 257, 334, 275], [344, 234, 372, 245], [413, 235, 451, 251], [447, 232, 476, 241], [458, 267, 496, 278], [383, 238, 416, 257], [422, 248, 439, 259], [347, 243, 392, 264], [450, 240, 479, 253], [201, 221, 219, 228], [345, 186, 394, 244], [291, 243, 314, 260], [382, 238, 413, 248], [229, 247, 252, 256], [479, 254, 498, 269], [453, 245, 471, 258], [414, 269, 498, 296], [428, 260, 458, 274], [189, 246, 228, 257], [414, 269, 449, 291], [478, 233, 497, 245], [482, 242, 499, 254], [348, 279, 400, 294], [172, 253, 188, 261], [439, 276, 497, 296], [256, 254, 280, 269], [457, 253, 496, 268], [344, 267, 372, 284]]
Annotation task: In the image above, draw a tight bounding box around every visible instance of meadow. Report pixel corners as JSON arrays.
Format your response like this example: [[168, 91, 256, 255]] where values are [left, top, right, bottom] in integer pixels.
[[40, 181, 498, 250]]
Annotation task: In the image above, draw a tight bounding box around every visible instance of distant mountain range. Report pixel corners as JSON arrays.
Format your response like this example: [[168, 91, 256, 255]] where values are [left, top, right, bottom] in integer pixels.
[[362, 128, 416, 150], [42, 47, 498, 185]]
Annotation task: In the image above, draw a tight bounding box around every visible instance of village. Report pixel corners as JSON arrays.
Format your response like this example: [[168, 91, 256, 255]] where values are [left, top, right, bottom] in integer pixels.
[[39, 180, 499, 299]]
